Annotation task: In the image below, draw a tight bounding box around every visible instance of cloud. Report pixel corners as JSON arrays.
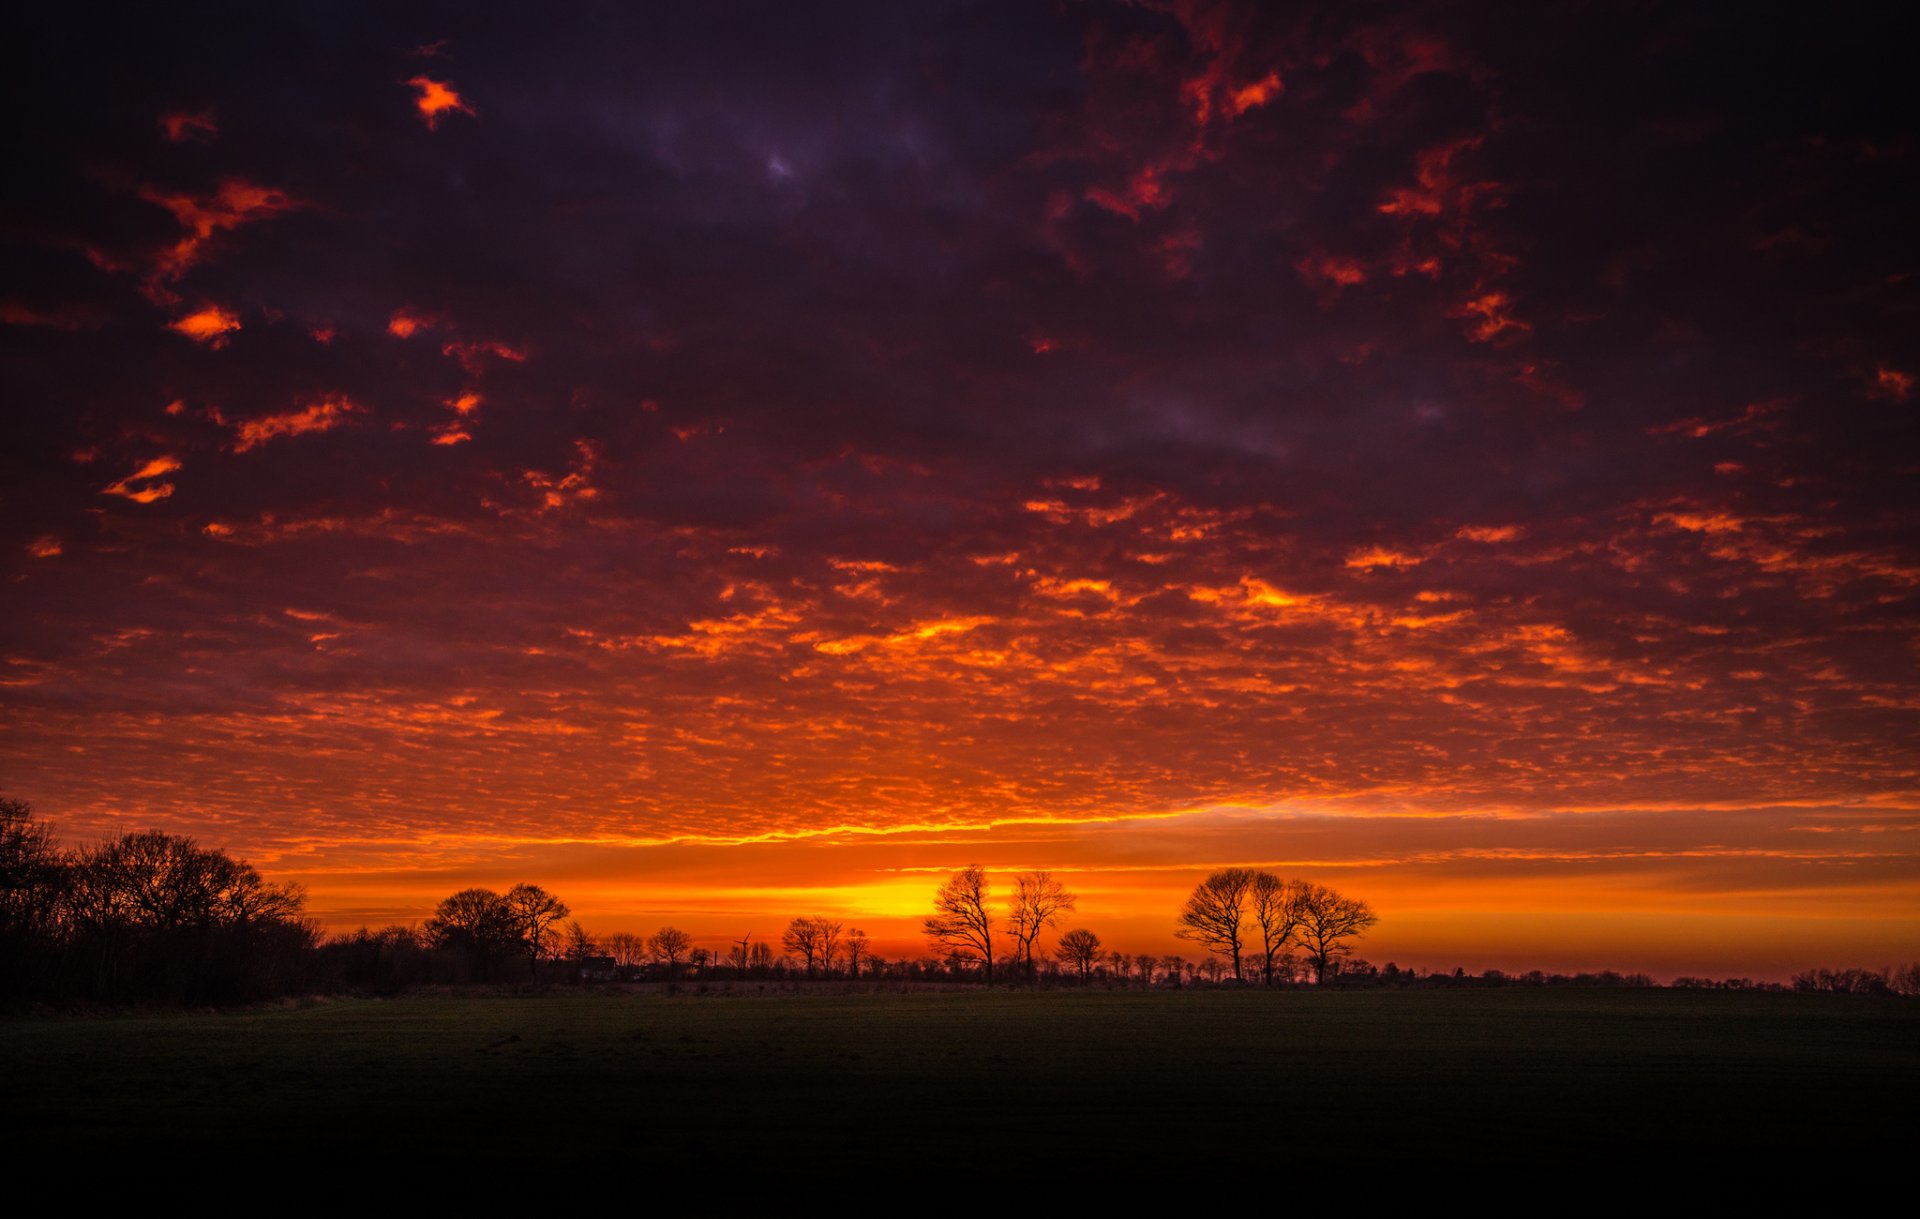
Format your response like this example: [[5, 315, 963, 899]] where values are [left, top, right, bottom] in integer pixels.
[[406, 76, 476, 129], [158, 109, 217, 142], [101, 456, 182, 503], [168, 304, 241, 344], [232, 395, 364, 452]]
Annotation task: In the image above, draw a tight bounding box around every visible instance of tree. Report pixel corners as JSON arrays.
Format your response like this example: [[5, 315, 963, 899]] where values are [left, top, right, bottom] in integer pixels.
[[1055, 928, 1102, 982], [0, 796, 62, 945], [647, 925, 693, 974], [843, 927, 871, 979], [1005, 870, 1076, 977], [924, 865, 995, 985], [503, 883, 570, 983], [64, 830, 305, 932], [1295, 883, 1379, 983], [1250, 872, 1308, 986], [605, 931, 645, 969], [563, 921, 596, 975], [425, 887, 519, 975], [782, 916, 840, 977], [1175, 867, 1257, 982], [61, 829, 312, 1002]]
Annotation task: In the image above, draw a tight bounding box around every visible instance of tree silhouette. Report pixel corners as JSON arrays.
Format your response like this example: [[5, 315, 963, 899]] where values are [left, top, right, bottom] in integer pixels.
[[1055, 928, 1102, 982], [843, 927, 871, 978], [1005, 870, 1076, 978], [647, 925, 693, 974], [781, 915, 841, 977], [425, 888, 518, 976], [1175, 867, 1257, 981], [1250, 872, 1308, 986], [1295, 884, 1378, 983], [924, 865, 995, 985], [503, 883, 570, 983]]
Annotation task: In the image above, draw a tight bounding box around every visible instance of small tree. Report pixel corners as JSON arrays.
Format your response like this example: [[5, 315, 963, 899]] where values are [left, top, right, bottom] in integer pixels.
[[1250, 872, 1307, 986], [843, 927, 871, 979], [1055, 928, 1102, 982], [1005, 871, 1076, 978], [924, 865, 995, 985], [1295, 884, 1378, 983], [1175, 868, 1257, 982], [563, 920, 596, 976], [782, 916, 841, 977], [648, 925, 693, 974], [503, 883, 570, 983], [604, 931, 644, 970]]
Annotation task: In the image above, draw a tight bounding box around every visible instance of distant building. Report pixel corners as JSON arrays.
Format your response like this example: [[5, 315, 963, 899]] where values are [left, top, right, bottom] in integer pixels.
[[579, 955, 617, 981]]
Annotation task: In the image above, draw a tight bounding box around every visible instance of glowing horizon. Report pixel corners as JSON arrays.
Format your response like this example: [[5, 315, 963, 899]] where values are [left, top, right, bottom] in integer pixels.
[[3, 3, 1914, 983]]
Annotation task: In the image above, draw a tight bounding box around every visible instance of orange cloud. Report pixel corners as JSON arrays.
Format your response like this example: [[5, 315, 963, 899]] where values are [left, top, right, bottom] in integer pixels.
[[232, 395, 363, 453], [388, 308, 435, 338], [1871, 365, 1913, 403], [443, 339, 527, 373], [1456, 524, 1522, 544], [407, 76, 475, 130], [522, 440, 600, 510], [27, 535, 62, 558], [139, 178, 298, 290], [1346, 546, 1423, 570], [1452, 292, 1530, 344], [158, 110, 217, 142], [102, 456, 182, 503], [169, 305, 241, 345], [1297, 252, 1367, 296]]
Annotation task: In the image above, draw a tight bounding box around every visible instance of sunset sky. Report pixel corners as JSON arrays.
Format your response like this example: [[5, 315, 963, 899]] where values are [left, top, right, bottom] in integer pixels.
[[3, 2, 1915, 980]]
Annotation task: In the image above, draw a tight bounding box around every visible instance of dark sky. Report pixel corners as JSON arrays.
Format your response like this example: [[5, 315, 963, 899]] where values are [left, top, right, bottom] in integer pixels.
[[3, 2, 1915, 973]]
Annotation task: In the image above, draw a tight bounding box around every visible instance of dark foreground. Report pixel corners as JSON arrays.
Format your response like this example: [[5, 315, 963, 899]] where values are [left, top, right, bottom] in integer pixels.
[[5, 988, 1912, 1191]]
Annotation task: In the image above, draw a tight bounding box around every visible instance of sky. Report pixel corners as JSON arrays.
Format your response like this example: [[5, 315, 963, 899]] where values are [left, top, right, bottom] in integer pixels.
[[2, 1, 1916, 980]]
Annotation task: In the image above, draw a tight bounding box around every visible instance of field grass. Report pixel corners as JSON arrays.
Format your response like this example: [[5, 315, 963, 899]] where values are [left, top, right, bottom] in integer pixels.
[[4, 987, 1913, 1187]]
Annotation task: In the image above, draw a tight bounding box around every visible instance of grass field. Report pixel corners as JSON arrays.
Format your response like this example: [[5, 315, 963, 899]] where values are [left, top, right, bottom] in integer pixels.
[[4, 987, 1913, 1187]]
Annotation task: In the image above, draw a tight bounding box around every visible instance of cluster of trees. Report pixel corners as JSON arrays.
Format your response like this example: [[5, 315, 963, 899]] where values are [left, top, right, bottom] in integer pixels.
[[15, 798, 1918, 1004], [914, 865, 1379, 987], [1173, 868, 1378, 984], [922, 865, 1097, 985], [1792, 965, 1920, 997], [2, 797, 314, 1004]]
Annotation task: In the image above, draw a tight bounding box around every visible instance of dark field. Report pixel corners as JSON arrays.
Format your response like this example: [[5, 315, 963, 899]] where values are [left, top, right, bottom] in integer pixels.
[[5, 988, 1913, 1187]]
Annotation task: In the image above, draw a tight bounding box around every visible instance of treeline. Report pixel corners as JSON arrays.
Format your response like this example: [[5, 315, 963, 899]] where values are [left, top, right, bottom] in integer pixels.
[[9, 800, 1919, 1004], [1, 798, 314, 1004]]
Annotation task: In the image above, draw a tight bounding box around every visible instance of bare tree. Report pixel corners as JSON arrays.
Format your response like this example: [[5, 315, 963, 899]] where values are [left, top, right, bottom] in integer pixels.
[[604, 931, 644, 969], [0, 796, 62, 948], [1295, 884, 1379, 983], [924, 865, 995, 985], [563, 920, 596, 974], [1250, 872, 1308, 986], [1175, 867, 1257, 981], [1056, 928, 1102, 981], [502, 883, 570, 983], [782, 915, 841, 977], [1005, 871, 1076, 978], [647, 924, 693, 974], [843, 927, 870, 979]]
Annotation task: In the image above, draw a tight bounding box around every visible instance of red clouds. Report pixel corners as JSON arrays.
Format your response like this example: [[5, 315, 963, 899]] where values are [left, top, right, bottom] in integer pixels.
[[406, 76, 475, 129], [230, 395, 363, 453], [169, 304, 241, 345], [139, 178, 298, 290]]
